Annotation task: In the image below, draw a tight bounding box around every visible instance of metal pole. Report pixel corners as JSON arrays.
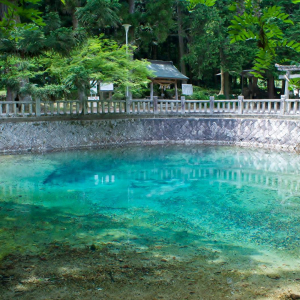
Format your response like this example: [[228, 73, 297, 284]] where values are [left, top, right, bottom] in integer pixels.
[[122, 24, 131, 99]]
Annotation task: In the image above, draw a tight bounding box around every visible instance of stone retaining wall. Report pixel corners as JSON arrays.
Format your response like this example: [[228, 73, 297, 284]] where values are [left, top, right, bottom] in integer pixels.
[[1, 117, 300, 153]]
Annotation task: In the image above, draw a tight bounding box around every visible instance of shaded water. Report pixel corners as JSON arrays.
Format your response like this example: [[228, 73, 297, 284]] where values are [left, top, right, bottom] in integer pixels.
[[1, 145, 300, 271]]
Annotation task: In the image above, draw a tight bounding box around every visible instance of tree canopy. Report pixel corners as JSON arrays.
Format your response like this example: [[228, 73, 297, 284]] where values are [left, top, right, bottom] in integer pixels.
[[1, 0, 300, 100]]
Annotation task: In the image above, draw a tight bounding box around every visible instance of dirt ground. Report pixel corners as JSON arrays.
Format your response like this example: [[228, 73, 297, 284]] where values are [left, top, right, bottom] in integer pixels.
[[1, 242, 300, 300]]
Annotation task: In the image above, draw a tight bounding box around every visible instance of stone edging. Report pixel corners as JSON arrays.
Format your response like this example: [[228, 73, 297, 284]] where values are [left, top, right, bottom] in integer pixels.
[[0, 117, 299, 153]]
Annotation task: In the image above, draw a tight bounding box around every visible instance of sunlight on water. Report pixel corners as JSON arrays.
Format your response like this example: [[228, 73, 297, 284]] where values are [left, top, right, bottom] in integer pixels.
[[1, 145, 300, 270]]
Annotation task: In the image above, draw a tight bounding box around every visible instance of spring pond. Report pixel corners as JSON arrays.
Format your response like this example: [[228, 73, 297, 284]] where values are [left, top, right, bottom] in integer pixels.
[[1, 145, 300, 299]]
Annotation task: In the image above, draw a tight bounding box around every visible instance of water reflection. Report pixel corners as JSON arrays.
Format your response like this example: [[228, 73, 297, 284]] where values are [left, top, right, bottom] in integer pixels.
[[0, 145, 300, 258], [1, 146, 300, 200]]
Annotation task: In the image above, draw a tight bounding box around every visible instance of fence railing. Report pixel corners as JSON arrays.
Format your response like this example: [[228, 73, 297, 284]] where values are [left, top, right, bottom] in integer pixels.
[[0, 95, 299, 118]]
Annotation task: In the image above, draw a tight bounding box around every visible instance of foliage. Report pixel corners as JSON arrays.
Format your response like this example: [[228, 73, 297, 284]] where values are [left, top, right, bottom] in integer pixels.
[[0, 36, 152, 99], [228, 2, 300, 77], [185, 90, 210, 100], [185, 1, 255, 81], [188, 0, 216, 9], [2, 0, 300, 100], [76, 0, 120, 31], [0, 0, 44, 29]]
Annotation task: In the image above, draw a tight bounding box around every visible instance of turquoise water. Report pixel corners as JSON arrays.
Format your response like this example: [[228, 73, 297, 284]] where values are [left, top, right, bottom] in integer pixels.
[[1, 145, 300, 266]]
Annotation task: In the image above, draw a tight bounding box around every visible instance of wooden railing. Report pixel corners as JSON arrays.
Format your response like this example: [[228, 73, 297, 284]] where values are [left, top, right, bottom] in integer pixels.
[[0, 95, 299, 118]]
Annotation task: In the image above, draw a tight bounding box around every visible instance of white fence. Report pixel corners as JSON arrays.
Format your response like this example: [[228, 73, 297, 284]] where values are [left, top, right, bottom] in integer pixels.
[[0, 95, 299, 118]]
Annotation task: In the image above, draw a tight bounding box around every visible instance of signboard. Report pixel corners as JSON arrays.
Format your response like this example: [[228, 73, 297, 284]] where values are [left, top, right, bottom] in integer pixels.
[[182, 84, 193, 96], [100, 83, 114, 91], [90, 81, 97, 95], [88, 96, 99, 100]]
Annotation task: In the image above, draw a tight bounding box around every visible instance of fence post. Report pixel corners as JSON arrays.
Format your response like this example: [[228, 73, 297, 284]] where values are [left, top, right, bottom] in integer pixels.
[[280, 95, 286, 115], [210, 96, 214, 114], [153, 96, 158, 114], [238, 95, 244, 115], [126, 96, 131, 114], [35, 98, 41, 117], [181, 96, 185, 114]]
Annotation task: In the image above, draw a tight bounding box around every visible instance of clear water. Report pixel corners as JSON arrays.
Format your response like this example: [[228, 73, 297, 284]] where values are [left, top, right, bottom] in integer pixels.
[[1, 145, 300, 269]]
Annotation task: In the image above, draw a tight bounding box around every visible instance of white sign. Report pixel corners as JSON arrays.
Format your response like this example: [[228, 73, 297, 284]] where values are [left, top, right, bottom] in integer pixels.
[[100, 83, 114, 91], [90, 81, 97, 95], [182, 84, 193, 96], [88, 96, 99, 100]]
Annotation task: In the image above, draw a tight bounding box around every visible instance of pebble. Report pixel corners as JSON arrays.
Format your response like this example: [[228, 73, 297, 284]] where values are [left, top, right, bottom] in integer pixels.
[[267, 274, 281, 280], [161, 259, 167, 262], [122, 265, 130, 268]]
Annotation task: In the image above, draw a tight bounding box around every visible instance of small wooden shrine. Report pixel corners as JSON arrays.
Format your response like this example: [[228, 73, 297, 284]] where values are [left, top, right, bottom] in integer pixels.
[[147, 60, 188, 100]]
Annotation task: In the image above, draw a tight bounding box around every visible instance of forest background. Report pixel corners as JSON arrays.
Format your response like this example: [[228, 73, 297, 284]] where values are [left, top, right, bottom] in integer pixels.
[[1, 0, 300, 102]]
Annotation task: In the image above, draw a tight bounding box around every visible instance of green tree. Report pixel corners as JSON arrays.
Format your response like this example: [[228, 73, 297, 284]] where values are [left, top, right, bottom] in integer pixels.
[[186, 1, 256, 98], [0, 0, 45, 29], [45, 37, 152, 101]]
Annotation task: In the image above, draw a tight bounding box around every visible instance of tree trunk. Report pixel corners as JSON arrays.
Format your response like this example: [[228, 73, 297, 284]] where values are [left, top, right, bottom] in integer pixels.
[[128, 0, 135, 42], [6, 86, 17, 102], [3, 1, 20, 101], [177, 3, 186, 78], [224, 71, 230, 99], [281, 80, 285, 95], [152, 45, 157, 60], [252, 77, 258, 98], [0, 2, 20, 23], [267, 75, 275, 99], [219, 68, 225, 95], [19, 78, 32, 102], [72, 8, 79, 30], [78, 86, 86, 102], [128, 0, 135, 14], [0, 3, 8, 21], [78, 85, 86, 114], [219, 48, 230, 99], [219, 68, 230, 99]]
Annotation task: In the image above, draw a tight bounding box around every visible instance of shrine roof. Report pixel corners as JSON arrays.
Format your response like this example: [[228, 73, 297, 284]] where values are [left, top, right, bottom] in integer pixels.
[[147, 60, 188, 80]]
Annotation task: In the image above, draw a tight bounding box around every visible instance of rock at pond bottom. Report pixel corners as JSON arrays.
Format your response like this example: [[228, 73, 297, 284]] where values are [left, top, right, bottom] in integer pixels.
[[267, 274, 281, 280], [289, 294, 300, 300]]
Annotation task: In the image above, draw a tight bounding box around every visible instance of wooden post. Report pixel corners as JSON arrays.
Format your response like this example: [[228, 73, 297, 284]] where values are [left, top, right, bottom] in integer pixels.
[[150, 81, 154, 101], [181, 96, 185, 114], [175, 80, 178, 100], [153, 96, 158, 114], [35, 98, 41, 116], [285, 71, 290, 99], [210, 96, 214, 114], [280, 95, 286, 115], [238, 95, 244, 114]]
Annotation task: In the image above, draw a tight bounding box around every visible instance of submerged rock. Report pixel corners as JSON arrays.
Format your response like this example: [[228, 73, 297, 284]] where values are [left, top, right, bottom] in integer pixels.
[[267, 274, 281, 280]]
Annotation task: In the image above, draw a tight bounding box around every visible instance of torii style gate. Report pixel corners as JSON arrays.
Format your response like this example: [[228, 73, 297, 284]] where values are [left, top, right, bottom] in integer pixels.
[[275, 64, 300, 99]]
